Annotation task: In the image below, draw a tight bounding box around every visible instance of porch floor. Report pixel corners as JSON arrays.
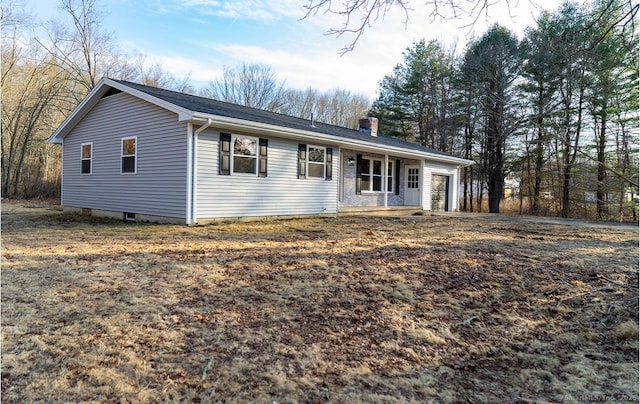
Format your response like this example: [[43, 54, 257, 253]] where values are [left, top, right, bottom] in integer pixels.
[[338, 206, 424, 217]]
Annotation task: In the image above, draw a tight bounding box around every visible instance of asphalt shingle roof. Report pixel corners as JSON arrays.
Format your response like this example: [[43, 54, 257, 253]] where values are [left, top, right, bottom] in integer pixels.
[[115, 79, 461, 160]]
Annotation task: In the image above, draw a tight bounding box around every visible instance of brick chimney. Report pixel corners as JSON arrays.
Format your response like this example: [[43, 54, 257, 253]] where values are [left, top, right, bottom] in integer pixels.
[[358, 117, 378, 137]]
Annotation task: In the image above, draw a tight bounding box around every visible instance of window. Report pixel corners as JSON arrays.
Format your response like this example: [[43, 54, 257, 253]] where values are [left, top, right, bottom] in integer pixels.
[[233, 135, 258, 174], [298, 144, 332, 180], [307, 146, 325, 178], [81, 143, 92, 174], [121, 137, 136, 174], [219, 133, 268, 177], [361, 157, 393, 193]]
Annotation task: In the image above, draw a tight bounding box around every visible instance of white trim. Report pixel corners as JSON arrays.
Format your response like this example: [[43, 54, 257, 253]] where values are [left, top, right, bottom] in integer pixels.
[[360, 156, 394, 194], [80, 142, 93, 175], [306, 144, 326, 179], [384, 155, 389, 208], [193, 128, 199, 222], [121, 136, 137, 174]]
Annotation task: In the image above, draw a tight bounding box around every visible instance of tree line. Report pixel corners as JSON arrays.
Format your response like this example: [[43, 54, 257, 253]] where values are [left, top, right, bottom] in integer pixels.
[[2, 0, 637, 221], [1, 0, 370, 200], [371, 0, 638, 219]]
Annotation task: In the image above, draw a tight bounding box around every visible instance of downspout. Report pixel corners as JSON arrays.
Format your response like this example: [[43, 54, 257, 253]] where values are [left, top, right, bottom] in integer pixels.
[[188, 118, 212, 225]]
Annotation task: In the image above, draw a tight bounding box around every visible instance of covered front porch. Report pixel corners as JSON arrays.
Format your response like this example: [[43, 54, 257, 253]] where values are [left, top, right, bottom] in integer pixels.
[[338, 148, 460, 213]]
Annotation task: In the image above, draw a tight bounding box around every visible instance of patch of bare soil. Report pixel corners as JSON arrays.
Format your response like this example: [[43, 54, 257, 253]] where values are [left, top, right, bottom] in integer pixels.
[[2, 200, 638, 403]]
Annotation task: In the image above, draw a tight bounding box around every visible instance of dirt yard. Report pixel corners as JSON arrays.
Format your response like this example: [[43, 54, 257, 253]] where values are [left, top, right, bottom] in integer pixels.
[[2, 200, 638, 403]]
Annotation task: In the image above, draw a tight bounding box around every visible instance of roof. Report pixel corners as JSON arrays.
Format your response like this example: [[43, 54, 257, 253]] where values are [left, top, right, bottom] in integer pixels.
[[50, 78, 473, 166]]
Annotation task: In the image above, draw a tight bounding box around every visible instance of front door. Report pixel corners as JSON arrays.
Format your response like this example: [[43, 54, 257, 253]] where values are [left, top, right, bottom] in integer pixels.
[[405, 166, 420, 206]]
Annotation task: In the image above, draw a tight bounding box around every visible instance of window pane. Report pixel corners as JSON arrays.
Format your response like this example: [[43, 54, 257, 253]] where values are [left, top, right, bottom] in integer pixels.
[[81, 160, 91, 174], [361, 174, 371, 191], [123, 138, 136, 156], [373, 176, 382, 191], [362, 158, 370, 174], [388, 175, 393, 192], [233, 156, 256, 174], [308, 163, 324, 178], [373, 160, 382, 175], [122, 156, 135, 173], [234, 137, 256, 156], [308, 147, 324, 163], [82, 144, 92, 159]]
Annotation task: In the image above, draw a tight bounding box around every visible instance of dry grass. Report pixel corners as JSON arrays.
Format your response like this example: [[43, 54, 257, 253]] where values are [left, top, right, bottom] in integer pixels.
[[2, 199, 638, 403]]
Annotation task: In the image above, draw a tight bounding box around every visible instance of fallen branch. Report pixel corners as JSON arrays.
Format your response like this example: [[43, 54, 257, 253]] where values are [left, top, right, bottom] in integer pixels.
[[200, 358, 213, 382], [559, 287, 616, 302], [187, 339, 213, 382], [598, 274, 639, 291], [455, 315, 478, 326]]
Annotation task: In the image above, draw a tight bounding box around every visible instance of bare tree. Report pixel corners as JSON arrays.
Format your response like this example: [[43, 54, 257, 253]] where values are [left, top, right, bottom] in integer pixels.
[[1, 6, 68, 197], [37, 0, 130, 101], [303, 0, 530, 53], [302, 0, 636, 54], [202, 63, 288, 112]]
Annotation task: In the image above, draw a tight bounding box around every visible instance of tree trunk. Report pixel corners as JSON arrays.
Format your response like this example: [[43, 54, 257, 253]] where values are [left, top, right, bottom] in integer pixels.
[[596, 112, 607, 219]]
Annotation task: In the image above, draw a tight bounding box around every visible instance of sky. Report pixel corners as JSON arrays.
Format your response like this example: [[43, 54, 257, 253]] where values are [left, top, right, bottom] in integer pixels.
[[23, 0, 563, 99]]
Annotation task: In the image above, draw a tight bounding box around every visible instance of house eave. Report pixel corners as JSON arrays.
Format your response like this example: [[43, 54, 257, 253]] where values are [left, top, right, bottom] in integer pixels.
[[189, 113, 473, 166]]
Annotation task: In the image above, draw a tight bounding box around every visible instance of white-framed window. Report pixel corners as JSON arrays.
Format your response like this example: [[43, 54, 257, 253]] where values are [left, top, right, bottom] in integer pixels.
[[297, 143, 332, 180], [121, 136, 137, 174], [307, 145, 326, 179], [232, 135, 258, 175], [361, 157, 394, 193], [81, 142, 92, 174]]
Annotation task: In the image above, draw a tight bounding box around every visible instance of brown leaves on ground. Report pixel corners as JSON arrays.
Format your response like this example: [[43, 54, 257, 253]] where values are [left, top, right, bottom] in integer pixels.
[[1, 200, 638, 403]]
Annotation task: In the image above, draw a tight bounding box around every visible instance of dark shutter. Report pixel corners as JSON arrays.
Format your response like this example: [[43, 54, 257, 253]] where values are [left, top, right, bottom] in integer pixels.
[[325, 148, 332, 180], [298, 144, 306, 179], [258, 138, 268, 177], [395, 159, 401, 195], [219, 133, 231, 175], [355, 154, 362, 195]]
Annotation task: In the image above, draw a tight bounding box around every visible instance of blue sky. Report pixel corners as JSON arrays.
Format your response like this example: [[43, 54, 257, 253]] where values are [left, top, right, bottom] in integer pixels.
[[24, 0, 560, 99]]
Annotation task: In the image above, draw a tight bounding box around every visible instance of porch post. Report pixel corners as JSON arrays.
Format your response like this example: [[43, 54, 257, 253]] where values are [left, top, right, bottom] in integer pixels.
[[384, 154, 389, 208]]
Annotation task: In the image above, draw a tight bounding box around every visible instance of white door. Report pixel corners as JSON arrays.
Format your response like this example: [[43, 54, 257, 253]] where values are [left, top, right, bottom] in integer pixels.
[[405, 165, 420, 206]]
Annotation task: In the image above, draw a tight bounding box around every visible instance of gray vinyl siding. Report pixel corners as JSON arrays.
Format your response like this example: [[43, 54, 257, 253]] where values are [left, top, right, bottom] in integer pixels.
[[62, 92, 188, 219], [195, 130, 339, 219]]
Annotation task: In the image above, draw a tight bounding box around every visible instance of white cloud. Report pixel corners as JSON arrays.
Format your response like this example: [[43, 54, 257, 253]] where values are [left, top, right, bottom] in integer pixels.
[[118, 0, 553, 99]]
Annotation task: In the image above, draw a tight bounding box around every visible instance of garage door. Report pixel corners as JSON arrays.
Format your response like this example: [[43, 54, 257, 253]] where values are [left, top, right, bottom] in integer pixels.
[[431, 175, 449, 212]]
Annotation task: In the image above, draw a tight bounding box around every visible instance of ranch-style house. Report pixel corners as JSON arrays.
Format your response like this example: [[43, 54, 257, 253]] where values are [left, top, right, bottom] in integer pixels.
[[49, 78, 473, 224]]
